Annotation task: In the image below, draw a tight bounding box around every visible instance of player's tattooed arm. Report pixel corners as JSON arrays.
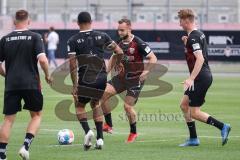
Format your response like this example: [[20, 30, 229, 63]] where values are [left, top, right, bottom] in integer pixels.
[[69, 54, 78, 101], [69, 54, 78, 87], [0, 62, 5, 77], [106, 42, 123, 73]]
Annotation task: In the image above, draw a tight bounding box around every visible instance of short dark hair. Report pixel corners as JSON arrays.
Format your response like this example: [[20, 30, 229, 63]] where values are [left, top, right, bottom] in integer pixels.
[[77, 12, 92, 24], [118, 18, 131, 26], [49, 26, 55, 31], [15, 9, 29, 22]]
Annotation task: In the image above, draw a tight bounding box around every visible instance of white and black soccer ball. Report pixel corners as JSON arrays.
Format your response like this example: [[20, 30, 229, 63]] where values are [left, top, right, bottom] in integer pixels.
[[57, 129, 74, 145]]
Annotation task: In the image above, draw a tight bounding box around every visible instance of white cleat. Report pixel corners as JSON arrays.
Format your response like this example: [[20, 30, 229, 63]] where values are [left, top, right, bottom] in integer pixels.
[[0, 158, 7, 160], [94, 138, 104, 150], [83, 130, 94, 151], [18, 146, 29, 160]]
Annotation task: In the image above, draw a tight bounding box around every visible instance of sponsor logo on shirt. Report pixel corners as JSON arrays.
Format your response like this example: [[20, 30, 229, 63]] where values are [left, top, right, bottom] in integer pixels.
[[144, 46, 151, 53], [192, 43, 200, 50]]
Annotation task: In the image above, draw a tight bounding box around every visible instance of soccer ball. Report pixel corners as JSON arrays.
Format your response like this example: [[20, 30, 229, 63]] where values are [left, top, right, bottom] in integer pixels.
[[57, 129, 74, 145]]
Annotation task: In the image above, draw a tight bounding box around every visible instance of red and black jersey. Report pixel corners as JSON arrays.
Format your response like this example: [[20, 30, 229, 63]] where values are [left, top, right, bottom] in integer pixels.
[[185, 30, 211, 80], [118, 35, 152, 79]]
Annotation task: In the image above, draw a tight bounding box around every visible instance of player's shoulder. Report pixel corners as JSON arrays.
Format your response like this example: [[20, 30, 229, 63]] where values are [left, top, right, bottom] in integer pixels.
[[92, 30, 108, 36], [23, 31, 43, 41], [188, 30, 203, 43], [133, 35, 145, 43], [68, 33, 80, 43], [189, 30, 205, 39], [133, 35, 150, 49], [92, 30, 111, 41], [26, 30, 41, 37]]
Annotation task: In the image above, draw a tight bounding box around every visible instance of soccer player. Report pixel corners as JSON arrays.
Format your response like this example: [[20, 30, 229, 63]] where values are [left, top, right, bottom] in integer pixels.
[[102, 18, 157, 143], [0, 10, 52, 160], [178, 9, 231, 146], [68, 12, 123, 150]]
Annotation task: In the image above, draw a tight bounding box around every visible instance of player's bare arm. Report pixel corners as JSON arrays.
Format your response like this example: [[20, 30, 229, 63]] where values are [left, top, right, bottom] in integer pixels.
[[106, 42, 123, 73], [139, 51, 157, 82], [0, 62, 5, 77], [69, 54, 78, 100], [184, 50, 204, 91], [38, 54, 53, 85]]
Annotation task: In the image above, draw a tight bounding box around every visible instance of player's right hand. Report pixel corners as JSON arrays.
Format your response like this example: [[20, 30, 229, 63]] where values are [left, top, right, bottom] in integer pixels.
[[181, 36, 188, 45], [45, 75, 53, 85]]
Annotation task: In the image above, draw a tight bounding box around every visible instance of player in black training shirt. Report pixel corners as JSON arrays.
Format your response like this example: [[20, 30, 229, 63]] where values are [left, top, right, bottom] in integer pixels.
[[0, 10, 52, 160], [178, 9, 231, 147], [68, 12, 123, 150], [101, 18, 157, 143]]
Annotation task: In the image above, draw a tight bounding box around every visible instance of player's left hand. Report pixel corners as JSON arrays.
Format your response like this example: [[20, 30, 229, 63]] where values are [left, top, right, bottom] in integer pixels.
[[115, 63, 125, 77], [139, 70, 149, 82], [183, 78, 194, 91]]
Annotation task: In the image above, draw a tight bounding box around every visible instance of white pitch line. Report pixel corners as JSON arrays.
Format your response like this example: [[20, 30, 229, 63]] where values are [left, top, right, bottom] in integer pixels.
[[41, 128, 145, 136], [179, 135, 240, 139], [48, 144, 83, 147], [41, 129, 60, 132], [136, 138, 178, 143]]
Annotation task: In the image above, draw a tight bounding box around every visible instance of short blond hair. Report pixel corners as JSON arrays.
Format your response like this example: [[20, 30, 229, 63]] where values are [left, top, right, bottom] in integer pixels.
[[178, 9, 195, 22]]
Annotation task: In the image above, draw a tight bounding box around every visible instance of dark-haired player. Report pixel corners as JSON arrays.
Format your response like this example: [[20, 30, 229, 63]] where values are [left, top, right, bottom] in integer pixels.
[[68, 12, 123, 150], [102, 18, 157, 143]]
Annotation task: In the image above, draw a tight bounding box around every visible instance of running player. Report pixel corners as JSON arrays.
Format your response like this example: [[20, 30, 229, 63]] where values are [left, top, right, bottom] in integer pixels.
[[0, 10, 52, 160], [178, 9, 231, 147]]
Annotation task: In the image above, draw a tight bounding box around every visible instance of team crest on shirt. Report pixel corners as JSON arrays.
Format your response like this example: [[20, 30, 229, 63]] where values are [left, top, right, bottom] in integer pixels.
[[129, 48, 135, 54]]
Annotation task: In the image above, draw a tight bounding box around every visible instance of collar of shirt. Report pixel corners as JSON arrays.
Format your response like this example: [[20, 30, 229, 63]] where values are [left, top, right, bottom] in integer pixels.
[[79, 29, 93, 33], [14, 28, 28, 32]]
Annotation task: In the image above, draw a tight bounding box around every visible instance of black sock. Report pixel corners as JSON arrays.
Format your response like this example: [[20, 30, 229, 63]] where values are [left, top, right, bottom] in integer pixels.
[[130, 122, 137, 134], [23, 133, 34, 151], [80, 118, 90, 134], [207, 116, 224, 130], [187, 121, 197, 139], [0, 142, 7, 159], [104, 113, 113, 127], [95, 121, 103, 140]]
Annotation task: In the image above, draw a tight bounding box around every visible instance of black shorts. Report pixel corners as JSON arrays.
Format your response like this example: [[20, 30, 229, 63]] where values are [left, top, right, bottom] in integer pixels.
[[108, 75, 144, 104], [184, 74, 213, 107], [3, 90, 43, 115], [77, 75, 107, 105]]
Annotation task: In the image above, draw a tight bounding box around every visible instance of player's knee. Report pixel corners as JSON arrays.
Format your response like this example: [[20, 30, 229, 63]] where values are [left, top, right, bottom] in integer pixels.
[[180, 102, 188, 112], [190, 109, 200, 119], [4, 116, 15, 125], [90, 100, 100, 108], [30, 111, 42, 119], [124, 104, 133, 113]]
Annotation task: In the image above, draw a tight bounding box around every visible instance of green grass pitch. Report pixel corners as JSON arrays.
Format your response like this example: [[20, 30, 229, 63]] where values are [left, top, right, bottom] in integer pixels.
[[0, 63, 239, 160]]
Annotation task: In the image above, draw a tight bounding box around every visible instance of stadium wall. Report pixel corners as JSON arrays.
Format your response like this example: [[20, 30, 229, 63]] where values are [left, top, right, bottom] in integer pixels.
[[33, 29, 240, 61]]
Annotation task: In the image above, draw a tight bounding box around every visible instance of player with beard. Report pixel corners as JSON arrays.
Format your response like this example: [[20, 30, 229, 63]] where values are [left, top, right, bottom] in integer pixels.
[[101, 18, 157, 143]]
